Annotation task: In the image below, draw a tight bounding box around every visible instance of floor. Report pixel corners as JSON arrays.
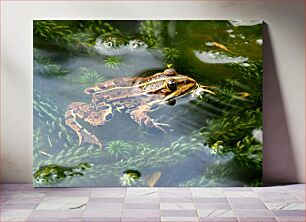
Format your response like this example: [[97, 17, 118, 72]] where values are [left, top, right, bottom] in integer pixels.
[[0, 184, 304, 222]]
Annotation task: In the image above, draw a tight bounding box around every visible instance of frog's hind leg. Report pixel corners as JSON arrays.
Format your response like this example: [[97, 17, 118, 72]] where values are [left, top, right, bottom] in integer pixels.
[[65, 102, 112, 149]]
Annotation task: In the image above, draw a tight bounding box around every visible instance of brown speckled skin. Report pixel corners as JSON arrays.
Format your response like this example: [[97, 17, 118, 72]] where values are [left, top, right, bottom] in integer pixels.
[[65, 68, 200, 149]]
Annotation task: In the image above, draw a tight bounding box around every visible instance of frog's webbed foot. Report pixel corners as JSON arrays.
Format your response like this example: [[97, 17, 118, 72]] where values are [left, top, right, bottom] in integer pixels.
[[76, 128, 103, 149], [130, 105, 169, 133], [65, 102, 112, 149]]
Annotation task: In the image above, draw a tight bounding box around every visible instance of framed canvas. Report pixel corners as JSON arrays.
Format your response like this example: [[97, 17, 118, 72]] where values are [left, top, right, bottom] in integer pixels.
[[33, 20, 263, 187]]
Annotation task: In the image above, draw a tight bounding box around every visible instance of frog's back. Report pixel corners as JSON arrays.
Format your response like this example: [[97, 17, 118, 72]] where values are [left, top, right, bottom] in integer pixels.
[[84, 77, 137, 94]]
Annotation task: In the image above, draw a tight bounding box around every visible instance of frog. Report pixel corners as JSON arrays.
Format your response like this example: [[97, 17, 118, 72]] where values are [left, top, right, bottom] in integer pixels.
[[65, 68, 214, 149]]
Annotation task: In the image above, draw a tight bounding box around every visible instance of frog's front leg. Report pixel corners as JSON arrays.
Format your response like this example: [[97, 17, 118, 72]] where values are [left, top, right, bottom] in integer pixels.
[[130, 105, 168, 133], [65, 102, 113, 149]]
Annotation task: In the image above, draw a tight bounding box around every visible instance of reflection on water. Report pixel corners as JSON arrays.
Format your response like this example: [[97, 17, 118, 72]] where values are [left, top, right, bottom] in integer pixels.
[[194, 50, 248, 64], [33, 20, 263, 187]]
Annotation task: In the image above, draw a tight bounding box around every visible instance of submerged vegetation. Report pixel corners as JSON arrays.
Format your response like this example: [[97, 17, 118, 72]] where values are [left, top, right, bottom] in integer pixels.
[[104, 56, 122, 69], [33, 20, 263, 187], [162, 47, 181, 61], [34, 49, 69, 76], [78, 67, 106, 87]]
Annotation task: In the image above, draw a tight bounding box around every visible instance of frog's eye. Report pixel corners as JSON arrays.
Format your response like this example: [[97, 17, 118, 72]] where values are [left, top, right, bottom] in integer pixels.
[[167, 80, 177, 91]]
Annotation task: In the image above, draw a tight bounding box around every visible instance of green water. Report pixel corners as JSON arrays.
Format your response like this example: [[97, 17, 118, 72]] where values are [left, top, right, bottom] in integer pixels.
[[33, 20, 263, 187]]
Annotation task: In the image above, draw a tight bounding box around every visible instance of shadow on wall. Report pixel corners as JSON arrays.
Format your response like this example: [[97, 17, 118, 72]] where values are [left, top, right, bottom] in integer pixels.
[[263, 22, 298, 185]]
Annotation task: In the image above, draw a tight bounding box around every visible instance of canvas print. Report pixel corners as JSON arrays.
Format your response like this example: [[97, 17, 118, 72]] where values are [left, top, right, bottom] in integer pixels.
[[33, 20, 263, 187]]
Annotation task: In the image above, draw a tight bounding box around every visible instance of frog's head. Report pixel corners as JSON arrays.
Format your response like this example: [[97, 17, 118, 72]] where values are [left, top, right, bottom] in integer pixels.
[[140, 68, 214, 105]]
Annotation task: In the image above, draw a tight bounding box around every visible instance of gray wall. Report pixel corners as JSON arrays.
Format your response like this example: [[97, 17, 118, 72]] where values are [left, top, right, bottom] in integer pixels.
[[1, 1, 305, 183]]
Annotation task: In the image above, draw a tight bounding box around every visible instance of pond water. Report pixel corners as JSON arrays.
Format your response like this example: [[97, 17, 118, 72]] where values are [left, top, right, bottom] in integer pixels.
[[33, 20, 263, 187]]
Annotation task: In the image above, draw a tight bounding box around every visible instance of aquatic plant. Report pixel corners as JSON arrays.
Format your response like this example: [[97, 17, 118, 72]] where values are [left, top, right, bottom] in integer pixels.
[[106, 140, 135, 160], [34, 49, 69, 76], [190, 60, 263, 186], [162, 47, 180, 61], [34, 20, 122, 55], [33, 21, 263, 187], [104, 56, 122, 69], [33, 162, 92, 186], [139, 20, 166, 48], [33, 91, 73, 145], [79, 20, 122, 37], [78, 67, 106, 87], [34, 20, 94, 54], [120, 169, 142, 186]]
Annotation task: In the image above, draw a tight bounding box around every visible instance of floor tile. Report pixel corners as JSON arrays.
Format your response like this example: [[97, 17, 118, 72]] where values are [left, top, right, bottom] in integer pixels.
[[194, 197, 228, 203], [276, 217, 306, 222], [1, 196, 10, 206], [0, 209, 32, 221], [272, 209, 305, 217], [83, 208, 123, 217], [281, 184, 305, 191], [230, 202, 266, 209], [36, 196, 88, 210], [29, 209, 84, 217], [161, 209, 198, 217], [122, 217, 161, 221], [225, 191, 258, 198], [44, 191, 91, 197], [160, 197, 194, 203], [260, 192, 299, 197], [122, 209, 160, 217], [7, 197, 44, 204], [162, 216, 199, 222], [253, 187, 289, 193], [265, 202, 305, 210], [237, 217, 277, 222], [125, 203, 160, 209], [92, 187, 126, 192], [2, 203, 39, 209], [160, 203, 196, 210], [125, 188, 158, 198], [89, 197, 124, 203], [159, 189, 192, 198], [26, 217, 83, 221], [234, 209, 274, 218], [83, 217, 121, 222], [196, 202, 231, 209], [125, 197, 159, 203], [223, 188, 253, 192], [198, 209, 235, 217], [0, 183, 305, 222], [227, 197, 263, 204], [91, 189, 126, 198], [191, 188, 225, 197], [199, 217, 238, 222], [9, 191, 45, 199], [86, 202, 123, 209], [1, 184, 24, 191]]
